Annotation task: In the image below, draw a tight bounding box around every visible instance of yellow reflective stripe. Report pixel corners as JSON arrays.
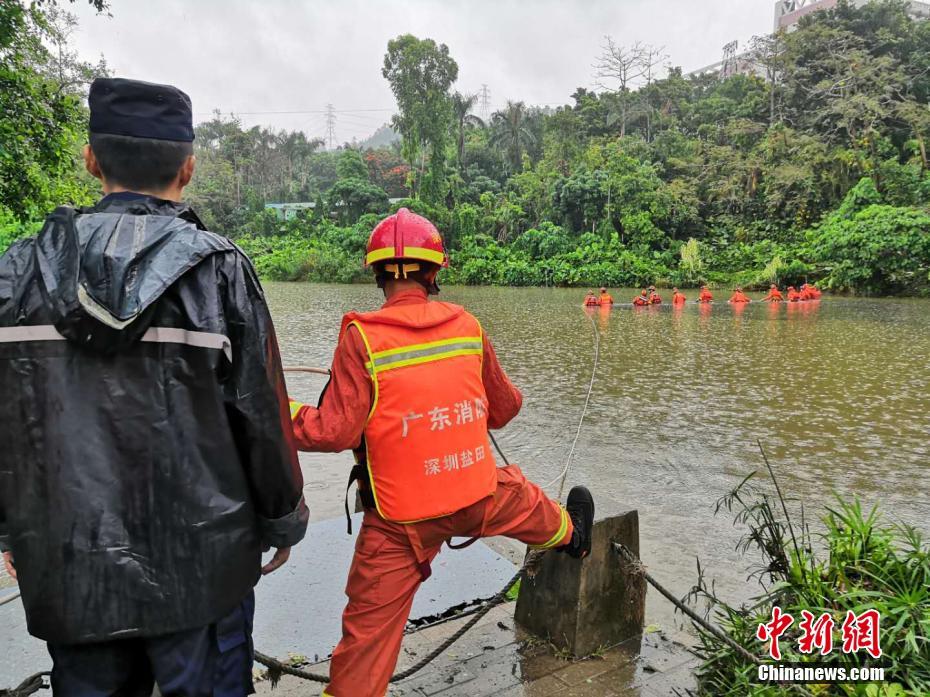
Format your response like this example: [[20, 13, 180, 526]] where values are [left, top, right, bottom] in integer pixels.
[[365, 246, 445, 266], [289, 400, 305, 420], [349, 322, 379, 423], [372, 346, 482, 373], [365, 247, 397, 265], [373, 339, 482, 369], [531, 508, 571, 550], [363, 335, 483, 374], [350, 321, 387, 521], [403, 246, 445, 264], [372, 335, 480, 360]]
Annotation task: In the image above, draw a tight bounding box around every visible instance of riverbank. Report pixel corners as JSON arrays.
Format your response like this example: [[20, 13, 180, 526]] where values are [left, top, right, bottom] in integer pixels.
[[233, 178, 930, 298]]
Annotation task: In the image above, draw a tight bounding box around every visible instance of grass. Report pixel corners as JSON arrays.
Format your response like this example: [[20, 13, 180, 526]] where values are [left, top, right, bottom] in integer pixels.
[[687, 450, 930, 696]]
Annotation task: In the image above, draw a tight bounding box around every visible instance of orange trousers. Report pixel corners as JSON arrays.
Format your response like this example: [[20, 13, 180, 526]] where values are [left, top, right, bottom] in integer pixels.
[[323, 464, 572, 697]]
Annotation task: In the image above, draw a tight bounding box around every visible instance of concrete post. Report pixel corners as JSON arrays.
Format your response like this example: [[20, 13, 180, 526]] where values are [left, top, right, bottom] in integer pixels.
[[514, 511, 646, 656]]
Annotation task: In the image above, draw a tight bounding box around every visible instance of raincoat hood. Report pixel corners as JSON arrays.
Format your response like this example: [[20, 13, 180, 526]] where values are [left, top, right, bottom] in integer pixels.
[[38, 194, 234, 353]]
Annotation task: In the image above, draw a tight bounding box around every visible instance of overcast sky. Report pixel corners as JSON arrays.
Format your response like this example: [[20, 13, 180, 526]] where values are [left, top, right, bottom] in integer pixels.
[[69, 0, 779, 145]]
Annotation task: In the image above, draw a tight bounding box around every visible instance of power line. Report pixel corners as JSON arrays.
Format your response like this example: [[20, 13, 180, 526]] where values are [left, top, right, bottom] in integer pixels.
[[194, 100, 572, 120], [194, 107, 395, 117]]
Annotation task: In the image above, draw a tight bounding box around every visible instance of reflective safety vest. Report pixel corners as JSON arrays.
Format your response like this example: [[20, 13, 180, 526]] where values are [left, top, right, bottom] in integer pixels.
[[341, 301, 497, 523]]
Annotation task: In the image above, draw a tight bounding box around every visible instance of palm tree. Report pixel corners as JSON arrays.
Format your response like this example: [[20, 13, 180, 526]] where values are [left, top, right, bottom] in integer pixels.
[[451, 92, 484, 172], [490, 100, 536, 173]]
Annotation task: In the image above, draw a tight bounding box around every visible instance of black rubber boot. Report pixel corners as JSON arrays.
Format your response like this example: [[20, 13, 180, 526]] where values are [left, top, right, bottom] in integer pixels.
[[563, 486, 594, 559]]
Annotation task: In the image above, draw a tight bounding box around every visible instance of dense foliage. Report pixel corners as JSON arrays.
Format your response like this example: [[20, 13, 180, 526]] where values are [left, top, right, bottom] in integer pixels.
[[0, 1, 104, 223], [691, 469, 929, 695], [2, 1, 930, 295]]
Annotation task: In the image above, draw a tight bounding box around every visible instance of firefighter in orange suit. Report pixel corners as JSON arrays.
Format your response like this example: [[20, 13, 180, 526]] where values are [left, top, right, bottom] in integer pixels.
[[289, 209, 595, 697]]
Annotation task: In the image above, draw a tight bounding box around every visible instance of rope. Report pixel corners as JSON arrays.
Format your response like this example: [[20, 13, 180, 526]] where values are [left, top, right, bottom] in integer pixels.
[[0, 672, 49, 697], [611, 542, 760, 665], [611, 542, 816, 697], [488, 431, 511, 466], [253, 550, 545, 685], [283, 366, 331, 376], [542, 309, 601, 501]]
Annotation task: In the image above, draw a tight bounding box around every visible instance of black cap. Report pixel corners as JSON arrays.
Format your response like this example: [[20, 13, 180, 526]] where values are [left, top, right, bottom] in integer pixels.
[[89, 77, 194, 142]]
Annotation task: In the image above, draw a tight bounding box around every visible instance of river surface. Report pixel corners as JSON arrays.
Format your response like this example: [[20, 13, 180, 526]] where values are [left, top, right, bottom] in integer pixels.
[[272, 283, 930, 630]]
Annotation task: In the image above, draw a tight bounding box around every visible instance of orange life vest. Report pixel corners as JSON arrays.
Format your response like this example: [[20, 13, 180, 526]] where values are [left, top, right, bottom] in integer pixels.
[[341, 302, 497, 523], [599, 293, 613, 306], [672, 292, 686, 305]]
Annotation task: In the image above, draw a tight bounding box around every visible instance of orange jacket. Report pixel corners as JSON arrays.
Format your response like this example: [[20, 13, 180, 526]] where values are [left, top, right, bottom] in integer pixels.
[[599, 293, 614, 306], [787, 289, 801, 302], [800, 287, 817, 301], [633, 295, 649, 306], [672, 292, 687, 305], [291, 289, 522, 518], [649, 292, 662, 304], [339, 301, 496, 522], [584, 295, 598, 306], [763, 289, 784, 302], [729, 291, 751, 303], [698, 290, 714, 303]]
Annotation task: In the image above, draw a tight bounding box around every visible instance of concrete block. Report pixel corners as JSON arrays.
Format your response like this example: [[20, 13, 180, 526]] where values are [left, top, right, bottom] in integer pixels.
[[514, 511, 646, 657]]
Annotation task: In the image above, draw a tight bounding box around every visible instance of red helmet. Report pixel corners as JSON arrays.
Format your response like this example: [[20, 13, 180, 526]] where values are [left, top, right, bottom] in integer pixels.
[[365, 208, 448, 268]]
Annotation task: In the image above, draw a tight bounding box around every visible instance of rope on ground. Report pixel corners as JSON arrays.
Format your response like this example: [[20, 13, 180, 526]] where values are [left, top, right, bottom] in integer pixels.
[[0, 672, 49, 697], [611, 542, 816, 697], [542, 309, 601, 501], [254, 550, 546, 686]]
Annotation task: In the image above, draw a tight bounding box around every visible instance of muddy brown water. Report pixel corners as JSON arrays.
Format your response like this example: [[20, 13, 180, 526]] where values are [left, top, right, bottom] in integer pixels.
[[272, 283, 930, 634]]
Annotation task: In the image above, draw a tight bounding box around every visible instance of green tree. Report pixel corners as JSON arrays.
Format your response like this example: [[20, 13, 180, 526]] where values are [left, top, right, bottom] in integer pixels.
[[490, 101, 536, 173], [0, 1, 102, 220], [451, 92, 483, 172], [336, 148, 369, 180], [382, 34, 458, 203]]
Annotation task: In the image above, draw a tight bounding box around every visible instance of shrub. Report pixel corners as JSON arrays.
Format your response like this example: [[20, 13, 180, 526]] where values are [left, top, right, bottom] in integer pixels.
[[691, 467, 930, 696]]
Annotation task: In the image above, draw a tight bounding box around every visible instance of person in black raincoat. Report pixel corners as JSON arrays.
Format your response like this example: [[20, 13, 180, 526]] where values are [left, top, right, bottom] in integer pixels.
[[0, 78, 309, 695]]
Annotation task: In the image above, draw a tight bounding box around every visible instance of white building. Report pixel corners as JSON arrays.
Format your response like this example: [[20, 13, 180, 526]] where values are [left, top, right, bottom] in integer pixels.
[[690, 0, 930, 78], [774, 0, 930, 31]]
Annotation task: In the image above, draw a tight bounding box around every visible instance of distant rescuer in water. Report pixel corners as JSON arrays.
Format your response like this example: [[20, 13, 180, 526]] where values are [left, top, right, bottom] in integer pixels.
[[698, 285, 714, 303], [633, 288, 650, 306], [584, 289, 599, 306], [763, 284, 784, 302], [0, 78, 308, 694], [648, 285, 662, 304], [599, 286, 614, 306], [672, 287, 687, 305], [288, 208, 595, 697], [728, 286, 752, 303]]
